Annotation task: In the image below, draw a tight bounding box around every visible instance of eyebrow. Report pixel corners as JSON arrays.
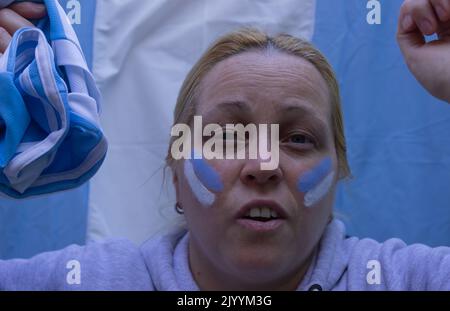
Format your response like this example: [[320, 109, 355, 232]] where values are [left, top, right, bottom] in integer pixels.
[[201, 101, 251, 122], [277, 102, 318, 116], [278, 103, 328, 125], [215, 101, 252, 114]]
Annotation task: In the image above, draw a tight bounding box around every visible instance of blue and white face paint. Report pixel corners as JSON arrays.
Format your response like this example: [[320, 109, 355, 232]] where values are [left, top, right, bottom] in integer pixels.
[[183, 150, 224, 207], [297, 157, 335, 208]]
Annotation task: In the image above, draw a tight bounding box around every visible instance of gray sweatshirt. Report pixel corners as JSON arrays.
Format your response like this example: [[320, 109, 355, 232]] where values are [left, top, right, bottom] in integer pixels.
[[0, 219, 449, 290]]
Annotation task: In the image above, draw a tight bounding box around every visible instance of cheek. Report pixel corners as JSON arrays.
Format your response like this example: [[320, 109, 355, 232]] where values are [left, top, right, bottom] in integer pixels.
[[296, 156, 335, 208], [183, 157, 224, 208]]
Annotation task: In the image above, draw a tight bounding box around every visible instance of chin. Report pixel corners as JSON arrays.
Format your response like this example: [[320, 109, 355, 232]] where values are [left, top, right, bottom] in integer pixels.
[[228, 248, 285, 275]]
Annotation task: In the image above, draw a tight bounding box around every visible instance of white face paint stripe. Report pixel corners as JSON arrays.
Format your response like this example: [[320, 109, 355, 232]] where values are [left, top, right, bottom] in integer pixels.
[[184, 159, 215, 207], [304, 171, 335, 208]]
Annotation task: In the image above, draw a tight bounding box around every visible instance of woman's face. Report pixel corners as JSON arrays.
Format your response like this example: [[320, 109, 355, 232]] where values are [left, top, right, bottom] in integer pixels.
[[174, 50, 338, 289]]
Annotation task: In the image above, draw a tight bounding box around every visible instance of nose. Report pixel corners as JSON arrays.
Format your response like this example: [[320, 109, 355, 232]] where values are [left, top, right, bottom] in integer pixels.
[[240, 159, 283, 186]]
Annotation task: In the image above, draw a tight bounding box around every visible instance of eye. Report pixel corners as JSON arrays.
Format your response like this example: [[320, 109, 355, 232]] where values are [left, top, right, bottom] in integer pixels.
[[289, 134, 312, 144], [283, 133, 316, 148]]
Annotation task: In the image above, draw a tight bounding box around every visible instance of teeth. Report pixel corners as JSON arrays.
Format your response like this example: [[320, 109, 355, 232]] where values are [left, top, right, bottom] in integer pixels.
[[245, 207, 278, 219], [249, 208, 261, 218], [261, 207, 271, 218]]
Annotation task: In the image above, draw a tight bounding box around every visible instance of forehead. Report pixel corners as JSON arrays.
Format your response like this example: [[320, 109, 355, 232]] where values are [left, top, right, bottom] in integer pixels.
[[196, 50, 331, 121]]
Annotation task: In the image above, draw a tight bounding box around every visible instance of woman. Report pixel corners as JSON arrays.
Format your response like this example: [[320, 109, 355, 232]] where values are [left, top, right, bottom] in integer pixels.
[[0, 0, 449, 290]]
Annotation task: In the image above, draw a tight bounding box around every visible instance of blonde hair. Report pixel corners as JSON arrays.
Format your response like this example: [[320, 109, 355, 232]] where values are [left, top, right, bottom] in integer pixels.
[[166, 27, 351, 179]]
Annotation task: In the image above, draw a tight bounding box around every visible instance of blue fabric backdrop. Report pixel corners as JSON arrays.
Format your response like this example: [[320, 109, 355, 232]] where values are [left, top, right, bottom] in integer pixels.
[[313, 0, 450, 246]]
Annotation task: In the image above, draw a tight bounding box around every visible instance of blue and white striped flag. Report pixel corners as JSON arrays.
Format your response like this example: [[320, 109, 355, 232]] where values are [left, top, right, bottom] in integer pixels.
[[0, 0, 107, 198]]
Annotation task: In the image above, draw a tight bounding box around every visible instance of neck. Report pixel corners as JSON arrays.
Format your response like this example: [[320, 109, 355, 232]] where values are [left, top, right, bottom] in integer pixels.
[[188, 237, 315, 291]]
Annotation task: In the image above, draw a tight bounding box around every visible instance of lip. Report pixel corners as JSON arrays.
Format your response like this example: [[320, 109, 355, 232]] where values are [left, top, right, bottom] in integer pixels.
[[235, 199, 288, 220], [236, 218, 285, 232]]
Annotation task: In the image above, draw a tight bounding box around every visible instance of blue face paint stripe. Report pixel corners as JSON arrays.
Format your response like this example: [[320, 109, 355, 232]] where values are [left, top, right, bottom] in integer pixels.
[[184, 159, 215, 206], [190, 149, 224, 192], [297, 157, 332, 193], [191, 158, 224, 192]]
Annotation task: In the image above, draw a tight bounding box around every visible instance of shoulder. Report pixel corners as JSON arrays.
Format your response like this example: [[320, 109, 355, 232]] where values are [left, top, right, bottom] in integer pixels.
[[49, 238, 152, 290], [71, 238, 153, 290], [1, 238, 154, 290], [340, 225, 450, 290]]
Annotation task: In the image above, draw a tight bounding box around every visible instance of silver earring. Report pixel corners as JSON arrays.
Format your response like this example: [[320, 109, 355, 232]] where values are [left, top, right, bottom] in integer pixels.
[[175, 202, 184, 214]]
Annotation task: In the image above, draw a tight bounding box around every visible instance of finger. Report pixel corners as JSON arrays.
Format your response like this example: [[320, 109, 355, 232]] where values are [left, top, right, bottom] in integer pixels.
[[0, 8, 34, 36], [430, 0, 450, 22], [432, 18, 450, 40], [399, 0, 439, 36], [397, 2, 426, 52], [412, 0, 440, 35], [8, 2, 46, 20], [0, 26, 12, 54]]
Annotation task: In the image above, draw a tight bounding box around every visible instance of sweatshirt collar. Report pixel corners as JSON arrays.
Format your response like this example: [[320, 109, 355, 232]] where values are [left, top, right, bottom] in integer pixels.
[[297, 219, 350, 291]]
